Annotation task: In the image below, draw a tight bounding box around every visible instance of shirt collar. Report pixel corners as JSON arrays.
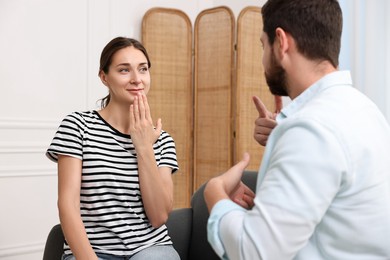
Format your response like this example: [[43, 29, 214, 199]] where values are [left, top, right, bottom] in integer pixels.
[[276, 70, 353, 121]]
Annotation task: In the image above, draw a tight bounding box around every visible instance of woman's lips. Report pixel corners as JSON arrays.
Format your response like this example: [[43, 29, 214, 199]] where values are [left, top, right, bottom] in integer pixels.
[[127, 89, 143, 93]]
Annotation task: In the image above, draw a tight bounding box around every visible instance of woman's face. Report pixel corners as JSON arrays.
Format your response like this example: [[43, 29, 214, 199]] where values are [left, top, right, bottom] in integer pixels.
[[101, 46, 151, 105]]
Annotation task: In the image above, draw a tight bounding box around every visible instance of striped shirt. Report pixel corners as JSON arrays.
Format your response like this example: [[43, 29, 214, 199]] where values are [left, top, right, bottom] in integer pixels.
[[46, 110, 179, 256]]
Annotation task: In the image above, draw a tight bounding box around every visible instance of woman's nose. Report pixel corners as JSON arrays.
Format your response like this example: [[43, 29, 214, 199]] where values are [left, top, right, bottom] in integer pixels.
[[130, 72, 141, 85]]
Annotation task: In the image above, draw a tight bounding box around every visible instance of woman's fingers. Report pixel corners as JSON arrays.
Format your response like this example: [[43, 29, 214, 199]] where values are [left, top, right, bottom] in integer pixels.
[[130, 94, 161, 144], [155, 118, 162, 133], [131, 94, 152, 126], [130, 104, 135, 125], [138, 93, 146, 121], [135, 93, 155, 127], [142, 94, 153, 125], [133, 95, 140, 124]]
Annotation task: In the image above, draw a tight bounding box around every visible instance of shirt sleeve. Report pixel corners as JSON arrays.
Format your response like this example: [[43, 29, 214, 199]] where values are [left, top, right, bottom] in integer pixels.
[[207, 118, 349, 259], [46, 113, 84, 162], [207, 199, 247, 259], [157, 131, 179, 173]]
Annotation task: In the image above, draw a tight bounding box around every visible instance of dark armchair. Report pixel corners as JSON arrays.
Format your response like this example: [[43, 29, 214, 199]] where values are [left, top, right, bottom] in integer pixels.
[[43, 171, 258, 260]]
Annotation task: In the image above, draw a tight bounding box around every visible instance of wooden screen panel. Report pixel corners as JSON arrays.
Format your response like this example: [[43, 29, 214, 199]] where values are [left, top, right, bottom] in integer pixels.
[[142, 8, 193, 208], [235, 6, 276, 171], [194, 7, 235, 190]]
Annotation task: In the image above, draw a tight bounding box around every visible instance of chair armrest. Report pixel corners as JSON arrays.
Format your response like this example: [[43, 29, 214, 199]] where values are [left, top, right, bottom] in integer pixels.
[[242, 170, 258, 192], [43, 224, 65, 260], [166, 208, 193, 260]]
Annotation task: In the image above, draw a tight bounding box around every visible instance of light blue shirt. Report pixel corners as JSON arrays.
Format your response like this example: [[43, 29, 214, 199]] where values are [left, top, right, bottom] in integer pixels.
[[208, 71, 390, 259]]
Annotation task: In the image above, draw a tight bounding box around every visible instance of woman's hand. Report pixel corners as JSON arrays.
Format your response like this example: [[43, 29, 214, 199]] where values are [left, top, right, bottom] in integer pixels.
[[129, 93, 173, 228], [129, 93, 162, 150]]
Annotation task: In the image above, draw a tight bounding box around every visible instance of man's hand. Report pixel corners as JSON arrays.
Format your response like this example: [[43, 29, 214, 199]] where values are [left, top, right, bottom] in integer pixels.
[[204, 153, 255, 212], [253, 95, 282, 146]]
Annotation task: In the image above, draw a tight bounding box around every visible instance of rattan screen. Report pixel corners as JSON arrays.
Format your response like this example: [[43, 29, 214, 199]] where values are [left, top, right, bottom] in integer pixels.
[[235, 6, 275, 171], [142, 8, 193, 208], [142, 6, 277, 205], [194, 7, 235, 190]]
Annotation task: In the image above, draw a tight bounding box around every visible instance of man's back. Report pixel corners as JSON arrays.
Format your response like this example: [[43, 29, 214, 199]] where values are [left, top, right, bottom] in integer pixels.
[[204, 1, 390, 258], [262, 71, 390, 259]]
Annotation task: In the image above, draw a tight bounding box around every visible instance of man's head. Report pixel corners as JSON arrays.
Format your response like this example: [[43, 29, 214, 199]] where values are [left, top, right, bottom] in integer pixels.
[[262, 43, 288, 96], [261, 0, 343, 68]]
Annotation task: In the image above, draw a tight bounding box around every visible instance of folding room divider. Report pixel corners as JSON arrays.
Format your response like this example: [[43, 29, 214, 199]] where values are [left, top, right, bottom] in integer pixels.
[[142, 8, 193, 208], [142, 6, 275, 207], [193, 7, 235, 196], [235, 7, 276, 174]]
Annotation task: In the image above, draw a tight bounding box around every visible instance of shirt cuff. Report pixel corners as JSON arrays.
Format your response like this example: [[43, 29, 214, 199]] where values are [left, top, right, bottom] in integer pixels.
[[207, 199, 246, 259]]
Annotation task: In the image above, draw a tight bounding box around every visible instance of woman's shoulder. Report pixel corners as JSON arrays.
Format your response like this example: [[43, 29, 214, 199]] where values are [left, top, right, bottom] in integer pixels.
[[64, 110, 97, 119], [62, 110, 98, 122], [158, 129, 176, 145], [159, 129, 173, 139], [59, 110, 100, 129]]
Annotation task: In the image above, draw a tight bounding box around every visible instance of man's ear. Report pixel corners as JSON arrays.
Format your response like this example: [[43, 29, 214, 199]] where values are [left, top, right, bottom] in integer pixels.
[[274, 27, 290, 59], [99, 70, 108, 86]]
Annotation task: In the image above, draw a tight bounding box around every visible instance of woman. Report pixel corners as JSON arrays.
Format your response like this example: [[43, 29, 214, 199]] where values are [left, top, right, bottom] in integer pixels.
[[47, 37, 180, 260]]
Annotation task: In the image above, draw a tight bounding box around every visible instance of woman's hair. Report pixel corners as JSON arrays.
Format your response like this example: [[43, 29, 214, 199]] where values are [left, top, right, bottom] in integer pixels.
[[262, 0, 342, 68], [98, 37, 151, 108]]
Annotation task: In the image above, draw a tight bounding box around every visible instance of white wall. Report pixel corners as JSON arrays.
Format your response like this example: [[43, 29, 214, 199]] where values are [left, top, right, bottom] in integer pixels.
[[1, 0, 388, 259], [0, 0, 261, 259], [339, 0, 390, 123]]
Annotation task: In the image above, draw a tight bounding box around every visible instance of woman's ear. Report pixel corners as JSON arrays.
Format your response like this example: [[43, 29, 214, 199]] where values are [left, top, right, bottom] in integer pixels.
[[99, 70, 108, 86]]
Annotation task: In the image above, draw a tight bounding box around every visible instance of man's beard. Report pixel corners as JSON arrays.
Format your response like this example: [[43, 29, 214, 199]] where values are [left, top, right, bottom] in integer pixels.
[[264, 50, 289, 96]]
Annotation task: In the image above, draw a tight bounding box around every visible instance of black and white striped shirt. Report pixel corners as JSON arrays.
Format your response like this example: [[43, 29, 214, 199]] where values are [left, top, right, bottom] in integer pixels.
[[46, 110, 179, 256]]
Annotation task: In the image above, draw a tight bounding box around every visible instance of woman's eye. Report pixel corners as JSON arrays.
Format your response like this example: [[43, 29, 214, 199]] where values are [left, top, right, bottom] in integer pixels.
[[119, 68, 129, 73], [140, 67, 148, 73]]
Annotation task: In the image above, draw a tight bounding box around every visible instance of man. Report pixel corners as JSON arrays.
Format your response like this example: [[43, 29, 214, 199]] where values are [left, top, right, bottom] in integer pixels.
[[204, 0, 390, 259]]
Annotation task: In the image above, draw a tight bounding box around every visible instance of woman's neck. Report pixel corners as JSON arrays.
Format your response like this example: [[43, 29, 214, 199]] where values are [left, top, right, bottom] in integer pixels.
[[98, 104, 132, 134]]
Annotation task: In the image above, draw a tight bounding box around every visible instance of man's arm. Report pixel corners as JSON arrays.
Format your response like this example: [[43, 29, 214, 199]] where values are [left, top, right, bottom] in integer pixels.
[[206, 119, 345, 259]]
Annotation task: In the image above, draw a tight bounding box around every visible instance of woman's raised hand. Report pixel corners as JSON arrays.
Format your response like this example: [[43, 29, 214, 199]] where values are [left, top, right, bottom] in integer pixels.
[[129, 93, 162, 149]]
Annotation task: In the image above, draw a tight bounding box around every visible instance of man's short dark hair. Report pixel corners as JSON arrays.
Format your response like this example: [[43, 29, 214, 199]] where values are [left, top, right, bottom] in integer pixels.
[[262, 0, 343, 68]]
